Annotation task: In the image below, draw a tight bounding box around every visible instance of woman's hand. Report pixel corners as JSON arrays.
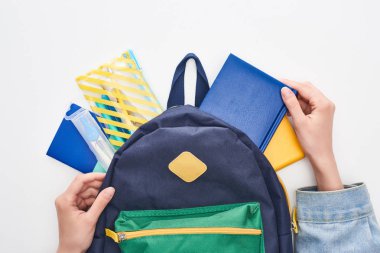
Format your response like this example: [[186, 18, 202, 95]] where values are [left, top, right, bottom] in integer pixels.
[[281, 80, 343, 191], [55, 173, 115, 253]]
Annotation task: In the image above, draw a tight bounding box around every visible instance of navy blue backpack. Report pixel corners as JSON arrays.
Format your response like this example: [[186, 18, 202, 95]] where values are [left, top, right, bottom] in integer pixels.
[[88, 53, 293, 253]]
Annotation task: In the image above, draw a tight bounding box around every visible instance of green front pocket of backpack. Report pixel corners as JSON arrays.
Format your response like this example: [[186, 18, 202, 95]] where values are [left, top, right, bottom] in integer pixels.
[[106, 202, 265, 253]]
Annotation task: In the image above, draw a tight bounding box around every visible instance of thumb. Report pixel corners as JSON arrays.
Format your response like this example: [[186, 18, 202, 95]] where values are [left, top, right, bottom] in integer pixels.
[[87, 187, 115, 221], [281, 87, 305, 123]]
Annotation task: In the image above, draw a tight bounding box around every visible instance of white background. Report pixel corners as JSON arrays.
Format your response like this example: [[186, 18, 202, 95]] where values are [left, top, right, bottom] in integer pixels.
[[1, 0, 379, 252]]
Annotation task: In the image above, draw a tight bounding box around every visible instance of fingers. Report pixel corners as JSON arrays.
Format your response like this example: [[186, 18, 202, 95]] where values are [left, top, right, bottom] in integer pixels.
[[280, 79, 299, 89], [298, 99, 311, 115], [66, 173, 106, 196], [56, 173, 106, 212], [78, 179, 104, 194], [75, 183, 103, 210], [79, 187, 99, 199], [281, 79, 320, 102], [83, 179, 104, 190], [281, 79, 334, 113], [84, 197, 96, 207], [281, 87, 305, 123], [77, 197, 97, 211], [86, 187, 115, 222]]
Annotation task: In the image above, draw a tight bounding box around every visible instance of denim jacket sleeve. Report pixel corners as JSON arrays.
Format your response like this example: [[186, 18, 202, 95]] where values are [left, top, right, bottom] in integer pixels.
[[295, 183, 380, 253]]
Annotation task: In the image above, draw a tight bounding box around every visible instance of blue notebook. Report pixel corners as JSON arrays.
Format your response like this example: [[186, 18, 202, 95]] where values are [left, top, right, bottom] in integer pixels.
[[200, 54, 295, 151], [47, 104, 104, 173]]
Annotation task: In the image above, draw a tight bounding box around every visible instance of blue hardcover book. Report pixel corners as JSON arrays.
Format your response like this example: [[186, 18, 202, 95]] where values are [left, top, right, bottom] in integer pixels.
[[200, 54, 295, 151]]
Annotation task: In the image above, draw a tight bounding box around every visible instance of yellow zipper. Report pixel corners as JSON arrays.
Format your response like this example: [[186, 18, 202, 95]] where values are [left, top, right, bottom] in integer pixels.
[[106, 227, 262, 243]]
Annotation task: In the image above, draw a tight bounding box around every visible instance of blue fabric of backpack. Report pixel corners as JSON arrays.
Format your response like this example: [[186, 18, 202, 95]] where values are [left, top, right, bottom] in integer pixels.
[[87, 53, 292, 253]]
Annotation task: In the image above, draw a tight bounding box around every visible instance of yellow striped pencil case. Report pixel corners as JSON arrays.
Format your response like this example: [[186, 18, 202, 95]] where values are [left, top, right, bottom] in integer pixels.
[[76, 50, 163, 149]]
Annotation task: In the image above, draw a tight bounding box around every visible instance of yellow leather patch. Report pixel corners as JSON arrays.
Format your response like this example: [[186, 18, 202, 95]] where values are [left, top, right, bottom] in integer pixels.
[[168, 151, 207, 183]]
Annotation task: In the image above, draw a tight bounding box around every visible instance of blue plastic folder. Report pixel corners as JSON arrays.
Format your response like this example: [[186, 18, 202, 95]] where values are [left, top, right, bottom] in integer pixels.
[[200, 54, 296, 151], [47, 104, 104, 173]]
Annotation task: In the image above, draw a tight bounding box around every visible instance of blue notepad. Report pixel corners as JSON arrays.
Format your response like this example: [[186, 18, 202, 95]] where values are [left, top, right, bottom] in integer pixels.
[[47, 104, 104, 173], [200, 54, 295, 151]]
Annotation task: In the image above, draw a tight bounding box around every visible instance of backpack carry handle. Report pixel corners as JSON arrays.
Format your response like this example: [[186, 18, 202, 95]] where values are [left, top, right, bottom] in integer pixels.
[[167, 53, 210, 108]]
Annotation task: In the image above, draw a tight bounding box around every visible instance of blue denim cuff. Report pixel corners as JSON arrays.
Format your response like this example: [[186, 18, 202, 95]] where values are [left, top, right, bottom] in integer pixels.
[[296, 183, 373, 223]]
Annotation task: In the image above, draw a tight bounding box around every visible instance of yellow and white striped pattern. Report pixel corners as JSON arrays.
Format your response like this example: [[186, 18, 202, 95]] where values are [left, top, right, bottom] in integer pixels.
[[76, 51, 163, 148]]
